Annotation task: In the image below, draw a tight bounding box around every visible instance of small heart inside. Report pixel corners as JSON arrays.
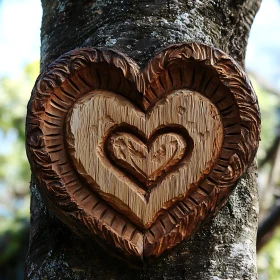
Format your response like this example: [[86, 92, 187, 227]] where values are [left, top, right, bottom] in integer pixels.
[[105, 125, 193, 189]]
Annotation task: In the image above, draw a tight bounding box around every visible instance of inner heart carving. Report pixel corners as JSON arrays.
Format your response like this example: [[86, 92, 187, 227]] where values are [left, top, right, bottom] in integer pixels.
[[65, 90, 222, 227], [26, 43, 261, 265], [106, 127, 192, 188]]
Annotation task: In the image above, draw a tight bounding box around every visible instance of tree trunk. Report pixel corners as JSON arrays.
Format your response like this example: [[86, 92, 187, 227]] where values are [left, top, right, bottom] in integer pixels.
[[25, 1, 261, 279]]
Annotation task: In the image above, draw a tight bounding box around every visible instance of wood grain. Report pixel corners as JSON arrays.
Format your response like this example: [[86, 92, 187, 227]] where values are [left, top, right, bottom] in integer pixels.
[[108, 130, 187, 185], [26, 42, 261, 264], [66, 90, 222, 227]]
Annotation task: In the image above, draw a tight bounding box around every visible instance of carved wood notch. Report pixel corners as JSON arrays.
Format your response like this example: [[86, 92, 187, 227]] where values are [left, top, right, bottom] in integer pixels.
[[26, 43, 261, 265]]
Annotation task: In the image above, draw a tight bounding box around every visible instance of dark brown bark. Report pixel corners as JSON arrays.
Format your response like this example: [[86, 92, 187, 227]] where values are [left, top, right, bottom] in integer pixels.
[[25, 1, 261, 279]]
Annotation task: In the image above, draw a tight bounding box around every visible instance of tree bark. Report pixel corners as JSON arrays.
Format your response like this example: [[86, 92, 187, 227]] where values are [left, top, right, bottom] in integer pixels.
[[25, 1, 261, 279]]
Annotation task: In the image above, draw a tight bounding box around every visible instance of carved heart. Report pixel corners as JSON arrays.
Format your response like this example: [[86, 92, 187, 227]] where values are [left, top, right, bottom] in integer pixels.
[[107, 129, 190, 187], [65, 90, 222, 226], [26, 43, 260, 265]]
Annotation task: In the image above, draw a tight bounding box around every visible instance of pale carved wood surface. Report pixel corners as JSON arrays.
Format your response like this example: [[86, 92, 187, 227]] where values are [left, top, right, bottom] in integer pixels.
[[66, 90, 223, 227], [108, 131, 187, 184], [26, 42, 261, 264]]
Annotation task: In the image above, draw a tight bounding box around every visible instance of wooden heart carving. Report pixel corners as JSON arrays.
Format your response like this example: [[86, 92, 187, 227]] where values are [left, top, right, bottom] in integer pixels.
[[66, 89, 222, 227], [26, 43, 261, 265], [107, 128, 190, 186]]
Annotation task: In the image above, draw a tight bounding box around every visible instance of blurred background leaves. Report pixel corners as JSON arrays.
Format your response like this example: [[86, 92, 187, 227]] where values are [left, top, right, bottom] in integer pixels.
[[0, 61, 39, 279]]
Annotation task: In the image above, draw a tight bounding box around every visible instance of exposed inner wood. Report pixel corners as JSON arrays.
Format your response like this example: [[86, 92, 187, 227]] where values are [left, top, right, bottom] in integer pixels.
[[107, 130, 188, 187], [66, 89, 223, 226]]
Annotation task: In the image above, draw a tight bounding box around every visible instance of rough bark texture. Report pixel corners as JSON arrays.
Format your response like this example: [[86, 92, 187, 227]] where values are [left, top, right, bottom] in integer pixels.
[[25, 1, 261, 279]]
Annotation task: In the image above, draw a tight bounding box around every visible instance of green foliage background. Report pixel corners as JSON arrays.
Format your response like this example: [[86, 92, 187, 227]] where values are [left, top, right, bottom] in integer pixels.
[[0, 61, 39, 278], [258, 228, 280, 280]]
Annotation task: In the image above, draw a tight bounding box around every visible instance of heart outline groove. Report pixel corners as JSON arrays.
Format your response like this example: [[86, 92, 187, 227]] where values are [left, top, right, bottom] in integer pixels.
[[26, 42, 261, 265], [65, 89, 223, 228], [105, 124, 194, 191]]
